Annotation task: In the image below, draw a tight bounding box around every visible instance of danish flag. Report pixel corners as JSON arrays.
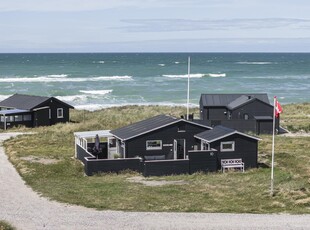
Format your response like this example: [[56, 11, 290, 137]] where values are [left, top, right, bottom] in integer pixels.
[[274, 97, 283, 118]]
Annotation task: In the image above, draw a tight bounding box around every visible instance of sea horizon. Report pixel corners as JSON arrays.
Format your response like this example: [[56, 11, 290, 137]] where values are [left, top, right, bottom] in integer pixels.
[[0, 52, 309, 111]]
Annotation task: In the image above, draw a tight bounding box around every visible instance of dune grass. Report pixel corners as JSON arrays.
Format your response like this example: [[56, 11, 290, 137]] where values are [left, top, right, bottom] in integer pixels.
[[3, 104, 310, 213], [0, 220, 16, 230]]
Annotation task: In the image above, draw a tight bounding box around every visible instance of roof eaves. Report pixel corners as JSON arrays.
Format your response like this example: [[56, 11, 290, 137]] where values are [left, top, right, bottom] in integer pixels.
[[195, 129, 260, 143]]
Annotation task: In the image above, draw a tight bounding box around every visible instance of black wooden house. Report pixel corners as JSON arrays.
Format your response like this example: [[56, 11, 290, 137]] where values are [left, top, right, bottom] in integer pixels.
[[110, 114, 212, 160], [75, 114, 260, 176], [0, 94, 74, 130], [199, 93, 279, 134]]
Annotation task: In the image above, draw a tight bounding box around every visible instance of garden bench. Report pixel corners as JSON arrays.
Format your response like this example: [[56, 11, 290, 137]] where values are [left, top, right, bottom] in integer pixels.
[[221, 158, 244, 172]]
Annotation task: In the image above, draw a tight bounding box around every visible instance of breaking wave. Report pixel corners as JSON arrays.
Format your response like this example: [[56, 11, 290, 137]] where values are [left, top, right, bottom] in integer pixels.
[[236, 62, 274, 65], [0, 75, 133, 83], [163, 73, 226, 78], [74, 102, 199, 111], [79, 90, 113, 95]]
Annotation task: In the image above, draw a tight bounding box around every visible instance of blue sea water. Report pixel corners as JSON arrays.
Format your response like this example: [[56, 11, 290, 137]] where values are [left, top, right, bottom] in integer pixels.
[[0, 53, 309, 110]]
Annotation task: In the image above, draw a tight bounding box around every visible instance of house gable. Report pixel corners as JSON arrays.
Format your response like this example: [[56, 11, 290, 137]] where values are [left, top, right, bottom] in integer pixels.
[[230, 98, 273, 120]]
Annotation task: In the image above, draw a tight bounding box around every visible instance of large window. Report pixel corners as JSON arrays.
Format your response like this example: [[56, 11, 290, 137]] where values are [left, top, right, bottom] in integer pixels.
[[23, 114, 32, 121], [220, 141, 235, 152], [57, 108, 64, 118], [146, 140, 162, 150], [14, 115, 22, 122]]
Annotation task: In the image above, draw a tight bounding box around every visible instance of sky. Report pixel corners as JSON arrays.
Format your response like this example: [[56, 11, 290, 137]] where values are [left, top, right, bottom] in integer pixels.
[[1, 0, 310, 52]]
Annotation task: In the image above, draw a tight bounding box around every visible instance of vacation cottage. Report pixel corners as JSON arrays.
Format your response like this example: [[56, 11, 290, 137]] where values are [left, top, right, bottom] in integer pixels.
[[0, 94, 74, 130], [74, 114, 260, 176], [199, 93, 280, 134]]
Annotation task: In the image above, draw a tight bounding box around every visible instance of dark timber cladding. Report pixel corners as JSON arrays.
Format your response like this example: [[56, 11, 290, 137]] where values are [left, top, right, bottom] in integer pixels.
[[195, 125, 260, 169], [0, 94, 74, 129], [110, 114, 212, 159]]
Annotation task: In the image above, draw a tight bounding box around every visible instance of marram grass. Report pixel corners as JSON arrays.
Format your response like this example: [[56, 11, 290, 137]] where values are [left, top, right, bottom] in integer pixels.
[[3, 104, 310, 213]]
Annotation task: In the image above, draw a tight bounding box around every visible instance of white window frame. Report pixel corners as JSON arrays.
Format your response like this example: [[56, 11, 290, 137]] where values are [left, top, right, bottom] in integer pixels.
[[201, 140, 210, 150], [220, 141, 235, 152], [57, 108, 64, 118], [146, 140, 162, 150]]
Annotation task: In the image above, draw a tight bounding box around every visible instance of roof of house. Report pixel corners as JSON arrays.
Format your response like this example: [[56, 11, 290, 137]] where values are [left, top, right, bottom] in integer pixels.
[[200, 93, 270, 108], [195, 125, 261, 143], [110, 115, 179, 141], [74, 130, 112, 139], [0, 94, 74, 110], [110, 114, 211, 141], [0, 109, 30, 115]]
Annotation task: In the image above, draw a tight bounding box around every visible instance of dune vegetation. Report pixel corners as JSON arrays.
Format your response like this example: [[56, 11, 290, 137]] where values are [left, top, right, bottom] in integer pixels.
[[2, 103, 310, 213]]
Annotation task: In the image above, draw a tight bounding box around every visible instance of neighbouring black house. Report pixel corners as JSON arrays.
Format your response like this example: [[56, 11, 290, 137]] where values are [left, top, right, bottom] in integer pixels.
[[0, 94, 74, 130], [199, 93, 279, 134], [74, 114, 260, 176]]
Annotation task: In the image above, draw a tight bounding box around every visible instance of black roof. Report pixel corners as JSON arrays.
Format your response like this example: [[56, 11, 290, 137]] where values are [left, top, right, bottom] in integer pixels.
[[0, 94, 74, 110], [200, 93, 270, 108], [110, 114, 211, 141], [110, 115, 179, 141], [195, 125, 260, 143]]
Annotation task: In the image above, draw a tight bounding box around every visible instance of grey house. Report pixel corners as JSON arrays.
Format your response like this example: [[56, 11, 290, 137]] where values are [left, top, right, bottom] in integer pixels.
[[199, 93, 278, 134], [0, 94, 74, 129]]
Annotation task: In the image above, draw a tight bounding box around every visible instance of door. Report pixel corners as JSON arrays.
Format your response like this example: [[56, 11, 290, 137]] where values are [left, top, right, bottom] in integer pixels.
[[174, 139, 186, 159]]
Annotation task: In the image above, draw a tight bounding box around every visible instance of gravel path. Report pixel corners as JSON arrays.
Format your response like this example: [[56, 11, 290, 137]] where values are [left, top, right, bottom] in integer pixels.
[[0, 133, 309, 230]]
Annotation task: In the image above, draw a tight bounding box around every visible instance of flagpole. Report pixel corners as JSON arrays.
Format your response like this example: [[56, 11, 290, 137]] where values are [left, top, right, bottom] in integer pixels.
[[187, 56, 190, 120], [270, 96, 276, 196]]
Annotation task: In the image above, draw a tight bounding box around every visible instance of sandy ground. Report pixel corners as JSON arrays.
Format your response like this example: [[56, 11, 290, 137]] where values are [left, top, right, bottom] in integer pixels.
[[0, 132, 310, 230]]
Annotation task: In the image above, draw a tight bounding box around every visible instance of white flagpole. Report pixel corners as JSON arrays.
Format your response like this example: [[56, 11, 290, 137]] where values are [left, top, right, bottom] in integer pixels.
[[187, 56, 190, 120], [270, 96, 276, 196]]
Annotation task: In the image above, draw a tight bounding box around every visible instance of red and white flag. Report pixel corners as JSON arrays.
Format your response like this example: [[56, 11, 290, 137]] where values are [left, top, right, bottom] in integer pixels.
[[274, 97, 283, 118]]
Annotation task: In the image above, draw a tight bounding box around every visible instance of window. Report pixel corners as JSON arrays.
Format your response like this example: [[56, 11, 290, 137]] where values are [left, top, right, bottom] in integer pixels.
[[244, 113, 249, 120], [14, 115, 22, 122], [49, 109, 51, 119], [220, 141, 235, 152], [146, 140, 162, 150], [57, 108, 64, 118], [201, 141, 210, 150], [8, 116, 14, 122], [23, 114, 32, 121]]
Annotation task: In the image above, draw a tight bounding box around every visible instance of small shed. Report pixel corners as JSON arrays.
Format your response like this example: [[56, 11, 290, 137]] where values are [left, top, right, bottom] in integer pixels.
[[195, 125, 261, 169], [0, 94, 74, 129]]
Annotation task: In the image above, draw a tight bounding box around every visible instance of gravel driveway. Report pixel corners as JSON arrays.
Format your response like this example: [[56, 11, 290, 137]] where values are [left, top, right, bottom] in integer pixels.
[[0, 133, 309, 230]]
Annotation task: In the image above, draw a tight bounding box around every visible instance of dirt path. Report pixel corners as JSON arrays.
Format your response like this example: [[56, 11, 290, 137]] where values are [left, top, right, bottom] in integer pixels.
[[0, 133, 309, 230]]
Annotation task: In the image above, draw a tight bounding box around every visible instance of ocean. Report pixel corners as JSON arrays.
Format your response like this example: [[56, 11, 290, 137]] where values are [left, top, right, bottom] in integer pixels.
[[0, 53, 309, 110]]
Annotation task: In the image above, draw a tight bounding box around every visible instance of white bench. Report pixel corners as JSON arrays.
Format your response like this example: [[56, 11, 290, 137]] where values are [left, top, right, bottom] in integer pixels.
[[221, 158, 244, 172]]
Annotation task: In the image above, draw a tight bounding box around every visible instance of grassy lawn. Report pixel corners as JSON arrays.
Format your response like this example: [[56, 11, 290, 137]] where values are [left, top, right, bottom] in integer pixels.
[[3, 104, 310, 213]]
